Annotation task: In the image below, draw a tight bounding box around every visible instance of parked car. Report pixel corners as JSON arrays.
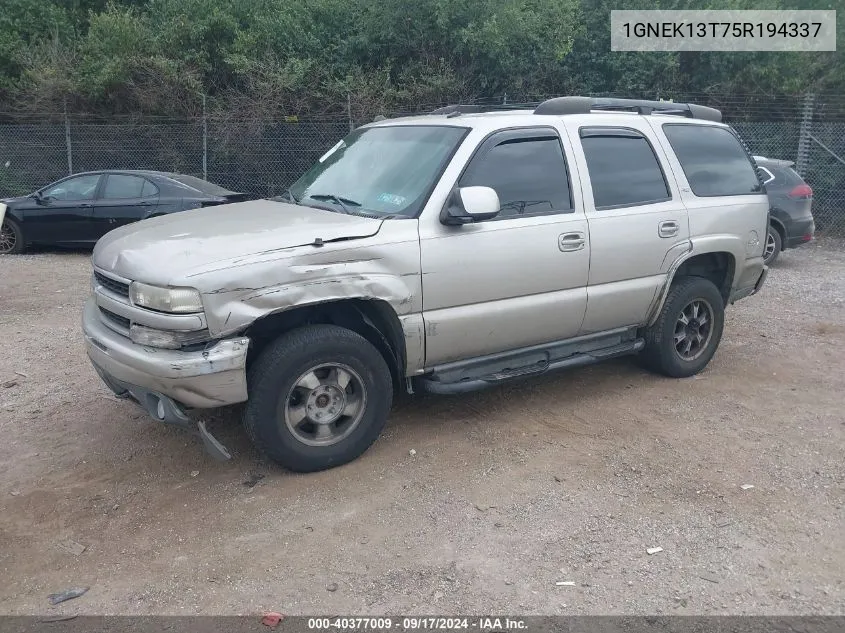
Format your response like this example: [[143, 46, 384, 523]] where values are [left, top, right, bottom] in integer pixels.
[[0, 170, 247, 254], [754, 155, 815, 265], [82, 97, 769, 472]]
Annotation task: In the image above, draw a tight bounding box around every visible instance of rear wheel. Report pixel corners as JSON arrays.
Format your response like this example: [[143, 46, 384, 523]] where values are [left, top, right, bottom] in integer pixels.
[[639, 276, 725, 378], [243, 324, 392, 472], [763, 225, 782, 265], [0, 216, 24, 254]]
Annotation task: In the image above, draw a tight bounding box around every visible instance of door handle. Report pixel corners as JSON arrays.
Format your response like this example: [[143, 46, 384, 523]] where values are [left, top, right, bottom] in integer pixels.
[[658, 221, 680, 238], [558, 231, 586, 252]]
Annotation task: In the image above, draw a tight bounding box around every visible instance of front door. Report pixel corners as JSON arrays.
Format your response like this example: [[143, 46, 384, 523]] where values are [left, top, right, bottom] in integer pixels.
[[28, 173, 102, 243], [563, 121, 691, 334], [419, 126, 590, 367]]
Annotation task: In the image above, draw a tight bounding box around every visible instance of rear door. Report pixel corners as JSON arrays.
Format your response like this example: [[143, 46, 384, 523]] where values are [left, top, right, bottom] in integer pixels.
[[655, 123, 769, 264], [563, 120, 690, 335], [91, 174, 160, 238]]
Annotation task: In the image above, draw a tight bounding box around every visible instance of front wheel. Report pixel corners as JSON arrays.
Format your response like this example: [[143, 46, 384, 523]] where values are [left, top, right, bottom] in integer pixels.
[[0, 217, 24, 254], [243, 324, 393, 472], [639, 276, 725, 378]]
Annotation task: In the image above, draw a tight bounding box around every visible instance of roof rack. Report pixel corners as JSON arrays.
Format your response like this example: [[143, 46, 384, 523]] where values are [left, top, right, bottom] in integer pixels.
[[429, 97, 722, 122], [533, 96, 722, 122], [429, 104, 526, 117]]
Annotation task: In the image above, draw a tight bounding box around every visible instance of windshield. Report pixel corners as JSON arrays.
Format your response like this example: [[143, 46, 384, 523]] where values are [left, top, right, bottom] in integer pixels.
[[288, 125, 468, 218]]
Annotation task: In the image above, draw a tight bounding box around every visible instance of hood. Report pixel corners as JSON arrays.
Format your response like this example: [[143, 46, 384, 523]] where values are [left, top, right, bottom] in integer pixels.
[[93, 199, 384, 284], [0, 195, 31, 206]]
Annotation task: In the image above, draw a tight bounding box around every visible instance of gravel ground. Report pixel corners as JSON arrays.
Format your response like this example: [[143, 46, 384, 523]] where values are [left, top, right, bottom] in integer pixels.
[[0, 240, 843, 617]]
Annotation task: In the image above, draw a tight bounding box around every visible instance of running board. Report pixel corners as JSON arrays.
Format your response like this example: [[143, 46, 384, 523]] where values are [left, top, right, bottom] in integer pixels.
[[418, 337, 644, 395]]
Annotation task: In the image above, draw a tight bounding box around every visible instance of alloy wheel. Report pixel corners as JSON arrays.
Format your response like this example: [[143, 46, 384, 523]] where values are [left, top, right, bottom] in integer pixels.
[[673, 299, 715, 361], [0, 221, 16, 254], [764, 232, 777, 261], [281, 363, 368, 447]]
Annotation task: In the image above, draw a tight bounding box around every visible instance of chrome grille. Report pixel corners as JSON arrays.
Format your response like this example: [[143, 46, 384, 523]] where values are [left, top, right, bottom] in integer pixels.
[[94, 271, 130, 298], [99, 307, 130, 330]]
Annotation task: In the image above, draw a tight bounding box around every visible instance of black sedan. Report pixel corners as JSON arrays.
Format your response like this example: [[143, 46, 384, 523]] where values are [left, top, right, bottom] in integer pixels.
[[0, 170, 247, 254]]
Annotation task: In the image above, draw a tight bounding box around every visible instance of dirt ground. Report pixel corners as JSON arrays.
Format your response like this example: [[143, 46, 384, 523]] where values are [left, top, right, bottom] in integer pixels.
[[0, 241, 843, 617]]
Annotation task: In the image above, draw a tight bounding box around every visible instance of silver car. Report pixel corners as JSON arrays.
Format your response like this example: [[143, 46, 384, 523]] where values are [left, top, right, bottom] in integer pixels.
[[82, 97, 769, 471]]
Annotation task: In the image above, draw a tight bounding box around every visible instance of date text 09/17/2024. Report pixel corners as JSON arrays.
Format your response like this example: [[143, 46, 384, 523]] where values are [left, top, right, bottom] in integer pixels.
[[306, 617, 528, 631]]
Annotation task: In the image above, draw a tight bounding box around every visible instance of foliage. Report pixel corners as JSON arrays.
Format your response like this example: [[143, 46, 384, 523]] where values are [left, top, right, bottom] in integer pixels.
[[0, 0, 842, 116]]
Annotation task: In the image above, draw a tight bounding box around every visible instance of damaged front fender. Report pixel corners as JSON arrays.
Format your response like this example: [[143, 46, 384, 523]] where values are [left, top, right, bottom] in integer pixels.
[[194, 221, 425, 374]]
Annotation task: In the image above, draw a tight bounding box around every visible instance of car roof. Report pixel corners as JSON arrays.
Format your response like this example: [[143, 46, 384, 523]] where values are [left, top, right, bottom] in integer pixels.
[[64, 169, 180, 179], [58, 170, 240, 195]]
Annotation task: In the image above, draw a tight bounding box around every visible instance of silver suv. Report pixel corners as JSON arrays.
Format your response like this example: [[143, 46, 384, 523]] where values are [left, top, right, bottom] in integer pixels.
[[82, 97, 769, 471]]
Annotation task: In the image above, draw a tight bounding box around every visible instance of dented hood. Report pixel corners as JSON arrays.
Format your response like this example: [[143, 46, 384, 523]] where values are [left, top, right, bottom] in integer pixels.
[[92, 199, 384, 284]]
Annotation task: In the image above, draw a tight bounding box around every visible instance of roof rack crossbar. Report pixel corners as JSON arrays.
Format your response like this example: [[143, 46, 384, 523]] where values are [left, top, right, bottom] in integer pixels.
[[429, 103, 537, 116], [533, 96, 722, 122], [430, 105, 483, 115]]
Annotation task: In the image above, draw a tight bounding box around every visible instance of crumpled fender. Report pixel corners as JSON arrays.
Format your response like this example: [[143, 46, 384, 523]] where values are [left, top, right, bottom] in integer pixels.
[[192, 221, 425, 372]]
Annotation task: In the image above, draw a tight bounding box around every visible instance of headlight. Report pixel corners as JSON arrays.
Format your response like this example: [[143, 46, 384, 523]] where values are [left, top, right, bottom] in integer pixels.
[[130, 324, 210, 349], [129, 282, 203, 314]]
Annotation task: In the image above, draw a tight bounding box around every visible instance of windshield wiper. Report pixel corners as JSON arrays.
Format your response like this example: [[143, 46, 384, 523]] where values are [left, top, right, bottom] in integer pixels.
[[267, 188, 299, 204], [307, 193, 362, 214]]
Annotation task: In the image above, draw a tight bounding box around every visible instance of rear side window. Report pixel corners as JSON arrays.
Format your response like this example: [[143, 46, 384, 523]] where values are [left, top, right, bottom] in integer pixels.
[[663, 124, 761, 197], [460, 133, 572, 218], [141, 179, 159, 197], [579, 127, 670, 209], [763, 164, 804, 190], [104, 174, 147, 199]]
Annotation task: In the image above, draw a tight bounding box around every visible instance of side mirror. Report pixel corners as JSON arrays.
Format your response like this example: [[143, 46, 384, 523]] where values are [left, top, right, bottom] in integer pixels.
[[440, 186, 500, 225]]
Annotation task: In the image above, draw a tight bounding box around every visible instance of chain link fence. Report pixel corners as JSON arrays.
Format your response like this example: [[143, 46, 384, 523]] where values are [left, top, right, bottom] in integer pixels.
[[1, 93, 844, 234]]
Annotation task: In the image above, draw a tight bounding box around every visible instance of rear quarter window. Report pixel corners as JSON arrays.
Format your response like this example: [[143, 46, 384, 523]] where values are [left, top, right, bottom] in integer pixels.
[[767, 164, 805, 189], [663, 124, 761, 197]]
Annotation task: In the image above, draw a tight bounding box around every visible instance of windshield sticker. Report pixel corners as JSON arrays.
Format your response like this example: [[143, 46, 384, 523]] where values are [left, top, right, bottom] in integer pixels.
[[376, 193, 407, 206], [318, 140, 345, 163]]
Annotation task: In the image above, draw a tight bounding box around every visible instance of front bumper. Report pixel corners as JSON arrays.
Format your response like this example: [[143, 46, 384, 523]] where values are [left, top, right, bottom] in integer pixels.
[[82, 298, 250, 409]]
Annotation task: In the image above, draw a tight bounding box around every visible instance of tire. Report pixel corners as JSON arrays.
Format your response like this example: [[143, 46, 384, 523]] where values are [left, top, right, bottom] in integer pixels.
[[243, 324, 393, 472], [763, 225, 782, 265], [0, 216, 25, 254], [639, 276, 725, 378]]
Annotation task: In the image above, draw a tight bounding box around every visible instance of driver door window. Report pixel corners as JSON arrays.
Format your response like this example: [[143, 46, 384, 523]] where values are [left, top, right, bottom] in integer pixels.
[[459, 134, 573, 219], [43, 175, 102, 201]]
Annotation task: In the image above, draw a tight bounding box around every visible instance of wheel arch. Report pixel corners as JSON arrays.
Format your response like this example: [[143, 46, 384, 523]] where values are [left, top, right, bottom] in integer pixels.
[[647, 250, 735, 326], [769, 215, 787, 242], [0, 207, 25, 253], [244, 298, 408, 392]]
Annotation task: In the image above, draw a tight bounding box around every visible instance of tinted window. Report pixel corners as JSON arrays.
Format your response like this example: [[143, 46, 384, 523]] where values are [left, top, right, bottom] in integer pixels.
[[141, 179, 159, 197], [580, 129, 670, 209], [460, 135, 572, 218], [760, 163, 804, 192], [663, 124, 761, 196], [43, 174, 101, 201], [104, 175, 147, 199], [756, 166, 775, 185]]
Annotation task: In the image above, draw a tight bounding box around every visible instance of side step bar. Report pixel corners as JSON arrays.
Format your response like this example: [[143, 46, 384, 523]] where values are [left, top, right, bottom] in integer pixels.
[[418, 338, 644, 395]]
